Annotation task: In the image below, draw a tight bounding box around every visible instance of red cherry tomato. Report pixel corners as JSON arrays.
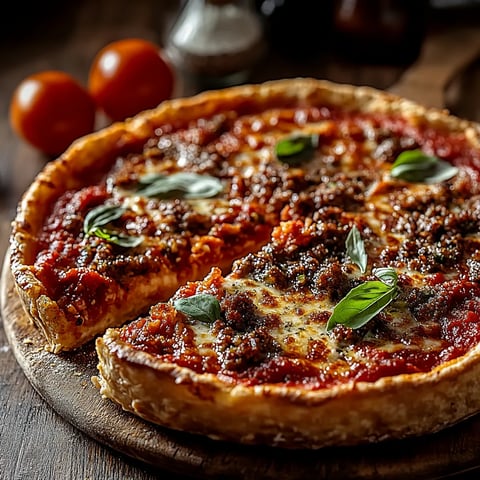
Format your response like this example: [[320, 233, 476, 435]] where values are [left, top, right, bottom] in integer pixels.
[[88, 38, 174, 122], [10, 71, 96, 156]]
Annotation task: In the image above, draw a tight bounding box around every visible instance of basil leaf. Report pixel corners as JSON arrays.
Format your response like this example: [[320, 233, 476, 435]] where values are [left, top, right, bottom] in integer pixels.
[[174, 294, 221, 323], [83, 204, 125, 235], [137, 172, 223, 199], [391, 149, 458, 184], [83, 204, 142, 248], [275, 134, 319, 165], [346, 225, 367, 273], [326, 267, 398, 331], [326, 282, 396, 331], [90, 227, 143, 248]]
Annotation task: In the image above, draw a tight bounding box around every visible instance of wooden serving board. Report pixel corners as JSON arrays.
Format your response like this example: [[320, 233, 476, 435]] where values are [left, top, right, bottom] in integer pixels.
[[2, 256, 480, 480], [3, 28, 480, 479]]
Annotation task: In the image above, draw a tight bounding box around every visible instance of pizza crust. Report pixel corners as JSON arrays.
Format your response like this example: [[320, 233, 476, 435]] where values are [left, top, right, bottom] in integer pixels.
[[94, 328, 480, 448]]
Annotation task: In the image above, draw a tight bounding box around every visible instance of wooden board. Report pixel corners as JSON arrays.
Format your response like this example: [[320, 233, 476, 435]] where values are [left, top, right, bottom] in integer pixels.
[[3, 29, 480, 477], [2, 256, 480, 480]]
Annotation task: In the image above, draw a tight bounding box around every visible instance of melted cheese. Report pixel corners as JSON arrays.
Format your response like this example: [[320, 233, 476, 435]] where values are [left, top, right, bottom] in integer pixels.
[[189, 270, 447, 380]]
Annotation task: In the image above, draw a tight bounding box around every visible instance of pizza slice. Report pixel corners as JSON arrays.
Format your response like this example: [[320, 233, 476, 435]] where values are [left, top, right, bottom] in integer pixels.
[[10, 160, 273, 352]]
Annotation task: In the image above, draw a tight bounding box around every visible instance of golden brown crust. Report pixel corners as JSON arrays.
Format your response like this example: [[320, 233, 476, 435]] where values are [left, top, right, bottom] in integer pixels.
[[94, 328, 480, 448]]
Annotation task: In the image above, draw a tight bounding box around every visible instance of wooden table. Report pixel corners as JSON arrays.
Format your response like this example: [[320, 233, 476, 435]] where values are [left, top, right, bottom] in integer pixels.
[[2, 1, 480, 478]]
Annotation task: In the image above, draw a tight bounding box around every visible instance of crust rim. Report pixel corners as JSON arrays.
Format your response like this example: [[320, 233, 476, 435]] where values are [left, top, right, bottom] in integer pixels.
[[94, 328, 480, 449]]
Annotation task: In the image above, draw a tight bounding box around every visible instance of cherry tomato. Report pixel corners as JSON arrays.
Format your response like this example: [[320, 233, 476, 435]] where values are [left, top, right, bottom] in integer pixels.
[[88, 38, 174, 122], [10, 71, 96, 156]]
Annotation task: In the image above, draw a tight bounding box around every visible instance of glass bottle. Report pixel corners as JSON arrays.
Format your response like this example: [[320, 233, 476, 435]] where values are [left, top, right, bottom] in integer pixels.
[[166, 0, 265, 91]]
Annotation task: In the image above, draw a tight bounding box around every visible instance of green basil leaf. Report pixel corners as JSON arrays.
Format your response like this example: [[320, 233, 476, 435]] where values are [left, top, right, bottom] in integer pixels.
[[174, 294, 221, 323], [275, 134, 319, 166], [326, 267, 398, 331], [137, 172, 223, 199], [391, 149, 458, 184], [326, 281, 397, 331], [84, 204, 142, 248], [90, 227, 143, 248], [346, 225, 367, 273], [83, 204, 125, 235]]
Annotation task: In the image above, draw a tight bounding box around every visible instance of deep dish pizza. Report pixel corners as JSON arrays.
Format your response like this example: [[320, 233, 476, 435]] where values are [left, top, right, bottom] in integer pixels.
[[10, 78, 480, 448]]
